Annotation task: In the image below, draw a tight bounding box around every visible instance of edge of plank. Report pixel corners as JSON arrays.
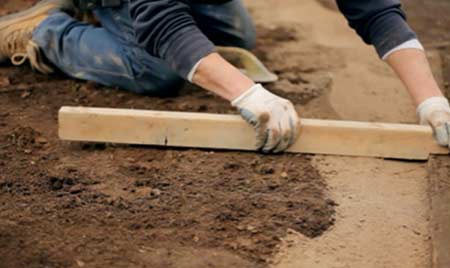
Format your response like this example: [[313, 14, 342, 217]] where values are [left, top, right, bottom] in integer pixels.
[[428, 156, 450, 268]]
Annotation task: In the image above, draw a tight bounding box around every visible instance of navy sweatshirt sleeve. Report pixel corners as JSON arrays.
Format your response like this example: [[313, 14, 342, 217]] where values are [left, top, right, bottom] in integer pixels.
[[129, 0, 216, 79], [336, 0, 418, 57], [128, 1, 418, 79]]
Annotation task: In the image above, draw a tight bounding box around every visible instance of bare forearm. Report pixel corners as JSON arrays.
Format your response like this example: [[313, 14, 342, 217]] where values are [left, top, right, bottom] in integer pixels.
[[190, 52, 299, 152], [192, 53, 255, 101], [386, 49, 443, 106]]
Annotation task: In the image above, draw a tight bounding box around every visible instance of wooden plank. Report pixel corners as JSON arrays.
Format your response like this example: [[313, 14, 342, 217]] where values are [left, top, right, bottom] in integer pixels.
[[58, 107, 449, 160], [428, 156, 450, 268]]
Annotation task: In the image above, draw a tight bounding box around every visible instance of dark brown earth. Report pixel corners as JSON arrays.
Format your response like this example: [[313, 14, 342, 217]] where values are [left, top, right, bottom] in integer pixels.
[[0, 1, 336, 268]]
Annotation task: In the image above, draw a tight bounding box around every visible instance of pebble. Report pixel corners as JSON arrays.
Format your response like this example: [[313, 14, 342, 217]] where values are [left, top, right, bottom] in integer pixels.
[[35, 137, 48, 144], [260, 166, 274, 175], [20, 91, 31, 99], [69, 185, 84, 194], [150, 188, 161, 197], [193, 235, 200, 242], [0, 76, 10, 88]]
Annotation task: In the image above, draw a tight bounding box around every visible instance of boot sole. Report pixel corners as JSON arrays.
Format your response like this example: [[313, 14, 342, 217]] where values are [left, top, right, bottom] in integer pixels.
[[0, 0, 69, 29]]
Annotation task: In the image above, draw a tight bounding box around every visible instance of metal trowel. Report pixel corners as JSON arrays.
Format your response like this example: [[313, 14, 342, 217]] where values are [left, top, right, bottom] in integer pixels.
[[216, 46, 278, 83]]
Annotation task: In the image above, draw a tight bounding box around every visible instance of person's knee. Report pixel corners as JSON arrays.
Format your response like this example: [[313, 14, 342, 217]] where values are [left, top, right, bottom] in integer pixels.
[[237, 21, 257, 50], [197, 1, 257, 49], [128, 73, 185, 97], [149, 75, 185, 97], [221, 0, 257, 49], [222, 12, 257, 49]]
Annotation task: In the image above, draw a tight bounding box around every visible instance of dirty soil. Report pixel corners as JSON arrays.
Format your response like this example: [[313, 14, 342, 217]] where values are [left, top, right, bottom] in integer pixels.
[[0, 1, 337, 268]]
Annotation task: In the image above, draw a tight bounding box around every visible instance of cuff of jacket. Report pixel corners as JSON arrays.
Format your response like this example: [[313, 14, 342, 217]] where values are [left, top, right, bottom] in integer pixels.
[[381, 39, 424, 60], [369, 11, 418, 59], [187, 58, 205, 83], [163, 28, 216, 80]]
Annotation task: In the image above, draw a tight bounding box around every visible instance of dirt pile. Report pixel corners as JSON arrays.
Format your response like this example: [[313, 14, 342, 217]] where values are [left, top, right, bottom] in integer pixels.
[[0, 1, 336, 267], [0, 79, 336, 267], [0, 130, 335, 267]]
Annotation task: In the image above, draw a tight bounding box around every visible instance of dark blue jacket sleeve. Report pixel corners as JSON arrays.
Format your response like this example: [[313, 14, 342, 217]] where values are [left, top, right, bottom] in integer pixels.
[[336, 0, 417, 57], [129, 0, 216, 79]]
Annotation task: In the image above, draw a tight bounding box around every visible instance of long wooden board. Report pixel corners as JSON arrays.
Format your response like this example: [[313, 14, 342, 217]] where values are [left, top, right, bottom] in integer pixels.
[[58, 107, 449, 160]]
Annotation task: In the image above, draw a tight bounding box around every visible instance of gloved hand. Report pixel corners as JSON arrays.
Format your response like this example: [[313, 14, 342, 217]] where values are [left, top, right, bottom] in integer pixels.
[[232, 84, 300, 153], [417, 96, 450, 149]]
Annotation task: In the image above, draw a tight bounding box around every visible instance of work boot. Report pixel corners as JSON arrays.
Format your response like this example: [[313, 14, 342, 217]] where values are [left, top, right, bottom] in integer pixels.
[[0, 0, 75, 74]]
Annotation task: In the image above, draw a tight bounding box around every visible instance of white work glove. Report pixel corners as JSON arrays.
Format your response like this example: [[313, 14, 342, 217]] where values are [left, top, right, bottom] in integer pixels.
[[417, 96, 450, 148], [232, 84, 300, 153]]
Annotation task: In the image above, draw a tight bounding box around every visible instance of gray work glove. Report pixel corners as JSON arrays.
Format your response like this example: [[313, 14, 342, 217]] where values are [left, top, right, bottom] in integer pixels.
[[417, 96, 450, 149], [232, 84, 300, 153]]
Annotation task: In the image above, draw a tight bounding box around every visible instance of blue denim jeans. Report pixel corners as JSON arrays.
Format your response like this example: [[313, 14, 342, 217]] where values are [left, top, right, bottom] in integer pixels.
[[32, 0, 256, 95]]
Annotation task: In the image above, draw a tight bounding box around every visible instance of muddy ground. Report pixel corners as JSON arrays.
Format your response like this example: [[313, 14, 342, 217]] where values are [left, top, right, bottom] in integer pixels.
[[1, 0, 450, 268]]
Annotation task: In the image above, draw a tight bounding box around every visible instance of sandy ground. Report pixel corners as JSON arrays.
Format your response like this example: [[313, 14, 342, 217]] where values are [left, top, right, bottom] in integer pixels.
[[243, 0, 446, 267], [273, 157, 431, 268]]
